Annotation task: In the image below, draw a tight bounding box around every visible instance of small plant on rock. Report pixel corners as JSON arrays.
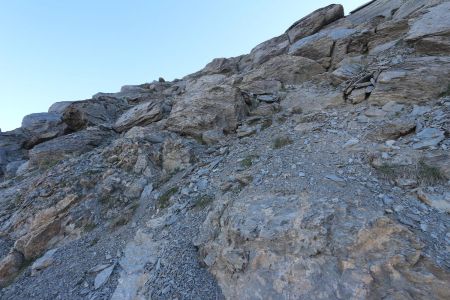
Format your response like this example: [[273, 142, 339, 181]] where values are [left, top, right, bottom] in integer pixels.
[[240, 155, 259, 168]]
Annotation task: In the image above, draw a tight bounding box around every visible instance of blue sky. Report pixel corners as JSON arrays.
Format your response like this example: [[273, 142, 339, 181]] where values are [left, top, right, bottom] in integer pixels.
[[0, 0, 365, 131]]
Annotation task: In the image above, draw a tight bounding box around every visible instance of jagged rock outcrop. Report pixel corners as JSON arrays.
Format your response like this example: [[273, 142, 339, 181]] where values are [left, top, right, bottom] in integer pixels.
[[21, 112, 68, 149], [166, 75, 247, 138], [286, 4, 344, 44], [29, 127, 116, 168], [1, 1, 450, 299], [113, 101, 167, 133], [58, 97, 130, 131]]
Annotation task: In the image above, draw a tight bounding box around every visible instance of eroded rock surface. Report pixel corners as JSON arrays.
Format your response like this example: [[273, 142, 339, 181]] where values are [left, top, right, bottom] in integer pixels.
[[1, 1, 450, 299]]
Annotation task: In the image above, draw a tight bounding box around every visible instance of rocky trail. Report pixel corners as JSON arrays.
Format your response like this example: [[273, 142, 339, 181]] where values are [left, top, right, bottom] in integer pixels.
[[1, 1, 450, 299]]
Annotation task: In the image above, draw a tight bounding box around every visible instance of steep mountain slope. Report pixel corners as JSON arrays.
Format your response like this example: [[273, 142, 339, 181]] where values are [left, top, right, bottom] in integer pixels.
[[1, 1, 450, 299]]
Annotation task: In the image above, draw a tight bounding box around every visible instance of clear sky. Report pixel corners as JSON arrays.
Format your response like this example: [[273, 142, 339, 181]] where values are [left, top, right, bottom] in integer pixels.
[[0, 0, 365, 131]]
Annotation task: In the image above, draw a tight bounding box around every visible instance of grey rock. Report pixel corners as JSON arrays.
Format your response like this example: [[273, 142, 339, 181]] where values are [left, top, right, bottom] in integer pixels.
[[202, 130, 225, 145], [286, 4, 344, 44], [256, 94, 279, 103], [370, 56, 450, 105], [289, 27, 355, 61], [166, 76, 247, 138], [413, 128, 445, 150], [29, 127, 115, 168], [21, 112, 68, 149], [59, 97, 129, 131], [243, 55, 325, 86], [405, 2, 450, 40], [113, 101, 164, 133], [31, 248, 57, 276], [244, 34, 290, 68], [94, 264, 115, 290]]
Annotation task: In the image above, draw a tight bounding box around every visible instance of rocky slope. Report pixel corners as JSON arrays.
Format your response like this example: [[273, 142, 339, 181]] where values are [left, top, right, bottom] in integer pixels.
[[1, 1, 450, 299]]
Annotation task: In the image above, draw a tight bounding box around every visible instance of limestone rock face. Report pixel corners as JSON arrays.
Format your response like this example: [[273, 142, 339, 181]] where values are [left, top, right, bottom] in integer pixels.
[[166, 76, 247, 138], [286, 4, 344, 44]]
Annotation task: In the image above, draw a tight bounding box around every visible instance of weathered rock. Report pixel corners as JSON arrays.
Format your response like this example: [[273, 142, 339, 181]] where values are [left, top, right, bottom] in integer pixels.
[[331, 56, 367, 84], [405, 2, 450, 55], [405, 1, 450, 41], [286, 4, 344, 44], [48, 101, 73, 114], [3, 161, 24, 178], [111, 231, 161, 300], [31, 248, 57, 276], [289, 27, 355, 61], [162, 139, 194, 173], [113, 101, 164, 133], [21, 112, 68, 149], [243, 34, 290, 68], [94, 264, 115, 289], [243, 55, 325, 86], [59, 97, 129, 131], [196, 194, 448, 299], [422, 154, 450, 179], [348, 0, 404, 25], [347, 88, 367, 104], [370, 56, 450, 104], [202, 130, 225, 145], [367, 119, 416, 141], [412, 128, 445, 150], [0, 129, 27, 176], [0, 250, 23, 287], [200, 57, 240, 75], [417, 190, 450, 213], [29, 127, 115, 168], [14, 195, 79, 260], [166, 78, 247, 137], [281, 83, 343, 113], [239, 79, 282, 96]]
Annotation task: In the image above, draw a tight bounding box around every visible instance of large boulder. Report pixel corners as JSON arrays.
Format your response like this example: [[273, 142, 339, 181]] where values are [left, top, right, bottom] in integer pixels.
[[370, 56, 450, 104], [286, 4, 344, 44], [113, 101, 165, 133], [195, 193, 450, 299], [56, 97, 129, 131], [29, 127, 115, 168], [21, 112, 68, 149], [165, 75, 247, 138]]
